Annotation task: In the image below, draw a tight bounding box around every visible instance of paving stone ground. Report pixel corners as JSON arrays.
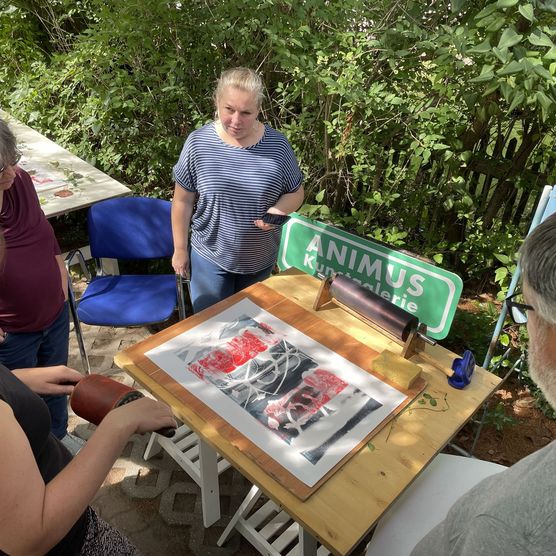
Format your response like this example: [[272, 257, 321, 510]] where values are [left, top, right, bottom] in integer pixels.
[[67, 319, 262, 555]]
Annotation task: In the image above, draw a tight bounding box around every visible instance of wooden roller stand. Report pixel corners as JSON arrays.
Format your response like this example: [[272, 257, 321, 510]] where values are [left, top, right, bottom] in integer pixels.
[[313, 274, 427, 360]]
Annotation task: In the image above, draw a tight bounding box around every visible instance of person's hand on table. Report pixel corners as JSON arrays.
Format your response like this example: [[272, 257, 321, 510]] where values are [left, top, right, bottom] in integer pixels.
[[172, 248, 190, 278], [12, 365, 83, 395]]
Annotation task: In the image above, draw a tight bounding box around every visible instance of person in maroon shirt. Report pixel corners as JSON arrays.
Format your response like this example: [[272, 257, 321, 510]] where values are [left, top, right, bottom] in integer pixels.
[[0, 117, 81, 453]]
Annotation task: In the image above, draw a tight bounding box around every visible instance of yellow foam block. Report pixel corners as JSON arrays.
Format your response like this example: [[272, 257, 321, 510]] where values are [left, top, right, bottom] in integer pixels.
[[372, 350, 422, 390]]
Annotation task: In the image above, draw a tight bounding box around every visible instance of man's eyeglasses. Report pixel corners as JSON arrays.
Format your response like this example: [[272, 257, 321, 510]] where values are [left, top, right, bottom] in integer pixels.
[[505, 291, 535, 324], [0, 150, 22, 174]]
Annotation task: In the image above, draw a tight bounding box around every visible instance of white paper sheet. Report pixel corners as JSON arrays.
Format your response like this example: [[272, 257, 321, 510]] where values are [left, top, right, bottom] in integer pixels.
[[146, 298, 406, 487], [19, 156, 69, 192]]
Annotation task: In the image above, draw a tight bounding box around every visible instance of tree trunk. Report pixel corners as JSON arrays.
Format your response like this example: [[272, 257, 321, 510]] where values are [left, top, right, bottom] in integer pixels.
[[483, 123, 542, 229]]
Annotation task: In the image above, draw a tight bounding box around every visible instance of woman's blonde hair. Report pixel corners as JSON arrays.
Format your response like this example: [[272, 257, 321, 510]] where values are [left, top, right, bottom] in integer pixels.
[[213, 67, 265, 109]]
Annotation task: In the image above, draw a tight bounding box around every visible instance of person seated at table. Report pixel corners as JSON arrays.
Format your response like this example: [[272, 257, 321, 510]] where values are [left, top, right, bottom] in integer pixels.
[[171, 67, 304, 313], [411, 214, 556, 556], [0, 359, 177, 555], [0, 117, 81, 453]]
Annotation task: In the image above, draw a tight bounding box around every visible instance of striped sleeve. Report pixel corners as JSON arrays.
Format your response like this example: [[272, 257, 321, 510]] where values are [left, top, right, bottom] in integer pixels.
[[280, 139, 303, 194], [173, 133, 198, 192]]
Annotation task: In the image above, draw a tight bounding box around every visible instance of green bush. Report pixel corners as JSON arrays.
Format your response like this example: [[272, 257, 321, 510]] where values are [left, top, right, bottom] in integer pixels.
[[2, 0, 555, 416]]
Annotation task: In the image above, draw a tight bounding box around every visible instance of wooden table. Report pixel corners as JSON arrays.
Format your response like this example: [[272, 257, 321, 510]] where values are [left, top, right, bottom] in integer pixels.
[[1, 109, 130, 218], [115, 270, 501, 556]]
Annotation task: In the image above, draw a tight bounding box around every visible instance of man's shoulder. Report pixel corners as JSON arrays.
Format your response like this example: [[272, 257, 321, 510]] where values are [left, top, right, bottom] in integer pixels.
[[466, 440, 556, 520], [488, 440, 554, 490], [412, 444, 556, 556], [511, 438, 556, 475]]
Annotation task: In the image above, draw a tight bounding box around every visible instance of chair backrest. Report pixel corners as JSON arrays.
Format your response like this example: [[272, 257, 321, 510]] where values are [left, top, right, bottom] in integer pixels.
[[483, 185, 556, 368], [365, 453, 506, 556], [88, 196, 173, 260]]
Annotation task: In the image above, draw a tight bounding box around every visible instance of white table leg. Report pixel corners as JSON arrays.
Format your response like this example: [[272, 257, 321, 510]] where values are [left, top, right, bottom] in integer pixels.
[[199, 439, 220, 527], [218, 484, 262, 546], [143, 432, 163, 460], [299, 527, 318, 556]]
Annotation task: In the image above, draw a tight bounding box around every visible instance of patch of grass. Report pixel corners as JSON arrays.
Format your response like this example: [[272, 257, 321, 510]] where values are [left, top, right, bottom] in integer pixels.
[[441, 299, 499, 364], [485, 402, 517, 432]]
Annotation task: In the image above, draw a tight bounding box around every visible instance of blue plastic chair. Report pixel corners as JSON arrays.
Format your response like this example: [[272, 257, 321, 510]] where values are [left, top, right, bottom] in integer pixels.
[[66, 197, 186, 373]]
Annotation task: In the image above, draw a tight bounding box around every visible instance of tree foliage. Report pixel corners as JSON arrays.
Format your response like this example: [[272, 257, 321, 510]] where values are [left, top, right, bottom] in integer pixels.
[[2, 0, 556, 414], [1, 0, 556, 289]]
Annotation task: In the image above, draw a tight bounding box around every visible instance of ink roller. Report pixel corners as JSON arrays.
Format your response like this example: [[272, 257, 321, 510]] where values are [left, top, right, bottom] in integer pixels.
[[313, 273, 474, 389], [70, 374, 175, 437], [313, 273, 433, 356]]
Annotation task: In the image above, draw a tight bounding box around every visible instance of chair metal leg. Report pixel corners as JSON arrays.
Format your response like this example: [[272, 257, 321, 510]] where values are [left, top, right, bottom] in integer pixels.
[[65, 249, 92, 374], [469, 403, 489, 456], [176, 274, 189, 321], [67, 281, 90, 374]]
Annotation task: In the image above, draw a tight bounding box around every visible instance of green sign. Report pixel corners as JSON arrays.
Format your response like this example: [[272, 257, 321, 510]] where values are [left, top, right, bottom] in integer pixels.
[[278, 214, 462, 340]]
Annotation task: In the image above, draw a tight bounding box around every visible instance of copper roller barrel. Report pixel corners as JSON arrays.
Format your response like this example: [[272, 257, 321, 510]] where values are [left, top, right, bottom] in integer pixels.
[[329, 274, 419, 341], [70, 374, 175, 437]]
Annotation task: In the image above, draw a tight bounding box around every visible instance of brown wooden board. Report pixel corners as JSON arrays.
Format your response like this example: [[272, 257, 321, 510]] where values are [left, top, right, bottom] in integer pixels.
[[119, 283, 426, 501]]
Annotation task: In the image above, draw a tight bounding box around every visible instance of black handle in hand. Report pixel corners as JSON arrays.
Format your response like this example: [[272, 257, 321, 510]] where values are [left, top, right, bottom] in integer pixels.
[[116, 391, 176, 438], [154, 427, 176, 438]]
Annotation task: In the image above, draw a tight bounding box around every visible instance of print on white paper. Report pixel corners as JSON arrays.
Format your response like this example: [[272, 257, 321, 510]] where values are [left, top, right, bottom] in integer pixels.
[[147, 299, 406, 486], [18, 156, 68, 192]]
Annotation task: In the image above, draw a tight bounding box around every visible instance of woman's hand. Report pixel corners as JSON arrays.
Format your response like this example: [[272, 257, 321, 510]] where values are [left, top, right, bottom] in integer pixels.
[[107, 396, 177, 436], [0, 392, 173, 555], [12, 366, 83, 395], [172, 247, 190, 278], [253, 219, 276, 231]]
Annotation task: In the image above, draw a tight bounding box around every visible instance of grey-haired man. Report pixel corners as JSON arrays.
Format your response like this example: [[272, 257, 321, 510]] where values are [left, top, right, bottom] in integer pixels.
[[411, 213, 556, 556]]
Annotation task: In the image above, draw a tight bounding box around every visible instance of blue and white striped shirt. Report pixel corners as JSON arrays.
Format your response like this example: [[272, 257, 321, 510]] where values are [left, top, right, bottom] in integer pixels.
[[173, 122, 303, 273]]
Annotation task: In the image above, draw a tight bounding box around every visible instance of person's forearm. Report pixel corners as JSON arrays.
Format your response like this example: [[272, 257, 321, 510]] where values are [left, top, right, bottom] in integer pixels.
[[171, 192, 195, 251], [267, 186, 304, 215], [35, 415, 135, 553], [11, 366, 82, 395], [172, 201, 189, 250], [55, 254, 68, 301]]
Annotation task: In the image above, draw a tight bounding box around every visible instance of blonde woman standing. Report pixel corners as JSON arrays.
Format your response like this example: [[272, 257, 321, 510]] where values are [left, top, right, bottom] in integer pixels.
[[171, 67, 304, 313]]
